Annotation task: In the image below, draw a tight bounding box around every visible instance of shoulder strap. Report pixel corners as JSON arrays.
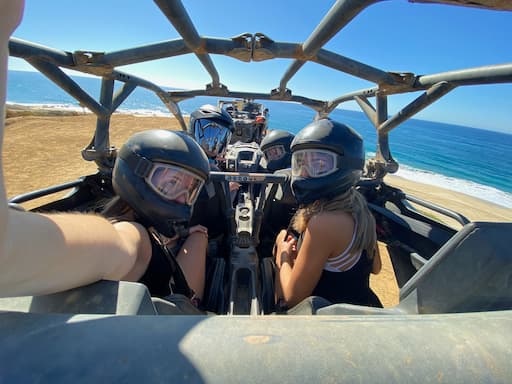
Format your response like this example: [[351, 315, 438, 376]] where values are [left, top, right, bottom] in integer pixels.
[[149, 229, 195, 299]]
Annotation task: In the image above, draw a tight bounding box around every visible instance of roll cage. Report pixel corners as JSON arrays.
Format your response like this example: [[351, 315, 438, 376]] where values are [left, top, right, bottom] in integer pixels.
[[8, 0, 512, 175], [2, 2, 512, 381]]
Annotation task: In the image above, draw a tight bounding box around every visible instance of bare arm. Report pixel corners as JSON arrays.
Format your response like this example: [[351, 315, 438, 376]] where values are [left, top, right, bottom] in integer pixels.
[[0, 210, 148, 297], [277, 218, 330, 308], [175, 224, 208, 299], [276, 213, 355, 308], [0, 5, 151, 296], [0, 0, 24, 221]]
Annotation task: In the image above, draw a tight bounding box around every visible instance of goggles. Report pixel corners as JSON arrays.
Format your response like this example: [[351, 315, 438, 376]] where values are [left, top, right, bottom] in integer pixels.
[[291, 149, 338, 178], [194, 119, 232, 157], [146, 163, 204, 206], [263, 144, 286, 162]]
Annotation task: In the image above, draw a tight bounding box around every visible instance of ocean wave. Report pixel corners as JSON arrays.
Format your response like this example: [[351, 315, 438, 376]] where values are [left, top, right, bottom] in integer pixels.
[[364, 150, 512, 208], [395, 164, 512, 209], [7, 101, 512, 209], [116, 108, 175, 117], [7, 101, 89, 113], [7, 102, 191, 118]]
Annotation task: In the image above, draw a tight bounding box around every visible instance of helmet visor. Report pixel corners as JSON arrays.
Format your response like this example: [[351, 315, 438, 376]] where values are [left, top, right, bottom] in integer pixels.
[[292, 149, 338, 178], [263, 144, 286, 162], [194, 119, 232, 157], [146, 163, 204, 206]]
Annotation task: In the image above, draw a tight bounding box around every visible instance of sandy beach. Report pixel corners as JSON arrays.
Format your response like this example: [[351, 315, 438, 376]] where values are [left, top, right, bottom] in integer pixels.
[[3, 107, 511, 307], [5, 107, 510, 222], [4, 108, 180, 203], [384, 175, 511, 223]]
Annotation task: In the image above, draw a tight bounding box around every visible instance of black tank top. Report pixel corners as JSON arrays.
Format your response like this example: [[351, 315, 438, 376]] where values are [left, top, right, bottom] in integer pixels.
[[138, 233, 192, 298], [296, 233, 382, 308], [312, 250, 382, 308]]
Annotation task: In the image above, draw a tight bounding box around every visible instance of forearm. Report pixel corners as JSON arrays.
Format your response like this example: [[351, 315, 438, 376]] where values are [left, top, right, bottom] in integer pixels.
[[277, 252, 294, 303], [0, 210, 135, 297], [0, 0, 24, 173], [176, 231, 208, 299], [0, 0, 26, 293]]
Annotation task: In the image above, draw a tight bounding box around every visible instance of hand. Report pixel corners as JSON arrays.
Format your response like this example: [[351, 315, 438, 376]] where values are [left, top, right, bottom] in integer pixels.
[[274, 229, 297, 268], [229, 181, 241, 192], [188, 225, 208, 238]]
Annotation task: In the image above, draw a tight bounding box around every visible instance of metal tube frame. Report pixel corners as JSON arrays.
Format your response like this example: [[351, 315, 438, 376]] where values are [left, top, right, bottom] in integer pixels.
[[7, 0, 512, 177]]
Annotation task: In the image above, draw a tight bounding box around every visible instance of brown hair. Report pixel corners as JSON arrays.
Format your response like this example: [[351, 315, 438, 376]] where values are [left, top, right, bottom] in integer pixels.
[[101, 196, 135, 223]]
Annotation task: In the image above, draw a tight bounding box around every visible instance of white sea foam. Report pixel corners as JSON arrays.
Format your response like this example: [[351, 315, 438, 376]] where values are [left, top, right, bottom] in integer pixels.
[[7, 102, 511, 209], [7, 102, 190, 118], [116, 108, 191, 117], [7, 101, 90, 113], [116, 108, 173, 117], [364, 151, 512, 208], [395, 164, 512, 209]]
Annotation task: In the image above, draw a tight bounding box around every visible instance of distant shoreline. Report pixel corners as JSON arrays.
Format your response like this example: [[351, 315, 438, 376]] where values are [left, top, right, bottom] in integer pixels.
[[384, 174, 511, 224], [6, 103, 89, 117], [6, 103, 181, 118], [4, 105, 511, 223], [7, 69, 511, 134]]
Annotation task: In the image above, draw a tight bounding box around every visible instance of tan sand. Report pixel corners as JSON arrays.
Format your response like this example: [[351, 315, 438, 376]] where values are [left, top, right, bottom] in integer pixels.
[[4, 110, 181, 202], [3, 107, 511, 307], [384, 175, 511, 223], [372, 175, 511, 306]]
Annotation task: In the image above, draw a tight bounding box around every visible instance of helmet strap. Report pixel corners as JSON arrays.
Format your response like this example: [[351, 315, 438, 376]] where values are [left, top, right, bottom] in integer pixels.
[[119, 146, 153, 178]]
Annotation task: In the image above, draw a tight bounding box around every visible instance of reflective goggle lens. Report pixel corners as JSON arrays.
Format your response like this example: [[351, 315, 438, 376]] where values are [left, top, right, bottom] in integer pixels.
[[194, 119, 232, 157], [146, 164, 204, 205], [264, 145, 286, 162], [291, 149, 338, 178]]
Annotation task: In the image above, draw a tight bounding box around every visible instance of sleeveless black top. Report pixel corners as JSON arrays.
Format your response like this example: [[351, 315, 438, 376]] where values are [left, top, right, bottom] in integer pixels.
[[312, 250, 382, 308], [138, 233, 192, 298], [296, 232, 382, 308]]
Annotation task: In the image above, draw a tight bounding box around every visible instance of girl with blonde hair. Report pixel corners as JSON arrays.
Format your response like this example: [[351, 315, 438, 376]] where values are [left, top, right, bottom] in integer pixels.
[[274, 118, 382, 309]]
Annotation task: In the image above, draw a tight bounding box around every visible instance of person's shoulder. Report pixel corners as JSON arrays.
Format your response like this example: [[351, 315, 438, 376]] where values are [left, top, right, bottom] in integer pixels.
[[112, 220, 148, 236], [307, 211, 354, 235]]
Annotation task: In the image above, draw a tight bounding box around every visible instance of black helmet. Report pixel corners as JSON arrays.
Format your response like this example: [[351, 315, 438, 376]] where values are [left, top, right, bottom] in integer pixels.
[[290, 118, 364, 205], [113, 129, 210, 238], [260, 129, 295, 172], [188, 104, 234, 159]]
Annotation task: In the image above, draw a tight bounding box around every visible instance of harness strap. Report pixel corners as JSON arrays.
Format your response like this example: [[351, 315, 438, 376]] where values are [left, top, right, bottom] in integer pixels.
[[149, 229, 195, 300]]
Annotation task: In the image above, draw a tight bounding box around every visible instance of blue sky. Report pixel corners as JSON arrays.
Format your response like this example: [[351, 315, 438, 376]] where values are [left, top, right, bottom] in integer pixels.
[[8, 0, 512, 133]]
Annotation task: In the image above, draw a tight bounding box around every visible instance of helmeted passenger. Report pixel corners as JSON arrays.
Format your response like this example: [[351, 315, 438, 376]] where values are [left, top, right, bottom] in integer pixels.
[[260, 129, 295, 172], [187, 105, 235, 255], [188, 104, 234, 169], [258, 130, 297, 259], [111, 129, 209, 239], [0, 1, 212, 299], [104, 129, 211, 303], [273, 118, 382, 310]]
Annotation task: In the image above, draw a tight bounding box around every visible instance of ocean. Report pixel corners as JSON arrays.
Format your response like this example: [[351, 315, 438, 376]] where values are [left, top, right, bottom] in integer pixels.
[[6, 70, 512, 209]]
